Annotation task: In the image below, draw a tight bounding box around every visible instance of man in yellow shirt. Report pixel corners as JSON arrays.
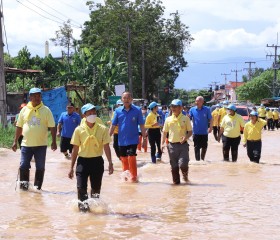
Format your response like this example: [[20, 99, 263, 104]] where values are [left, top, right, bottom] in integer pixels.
[[68, 103, 114, 212], [217, 100, 228, 126], [211, 104, 221, 141], [161, 99, 192, 184], [12, 87, 57, 191], [243, 111, 267, 163], [145, 101, 162, 163], [266, 107, 273, 130], [217, 104, 245, 162], [272, 109, 279, 130], [257, 104, 267, 130]]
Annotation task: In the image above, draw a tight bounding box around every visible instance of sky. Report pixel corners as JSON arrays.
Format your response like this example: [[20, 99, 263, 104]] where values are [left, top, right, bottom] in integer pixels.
[[2, 0, 280, 90]]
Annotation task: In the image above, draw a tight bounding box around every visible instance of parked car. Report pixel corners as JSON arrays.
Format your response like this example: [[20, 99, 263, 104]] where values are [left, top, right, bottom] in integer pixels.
[[236, 105, 250, 122]]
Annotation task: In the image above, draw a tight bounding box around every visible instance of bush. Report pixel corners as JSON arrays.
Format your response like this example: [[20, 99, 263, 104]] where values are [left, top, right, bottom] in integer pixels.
[[0, 125, 15, 148]]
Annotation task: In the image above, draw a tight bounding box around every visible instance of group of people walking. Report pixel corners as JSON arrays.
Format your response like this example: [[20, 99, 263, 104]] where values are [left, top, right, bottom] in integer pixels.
[[12, 88, 277, 212]]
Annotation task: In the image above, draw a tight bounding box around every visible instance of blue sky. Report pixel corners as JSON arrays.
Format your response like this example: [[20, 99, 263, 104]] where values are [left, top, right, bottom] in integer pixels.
[[3, 0, 280, 90]]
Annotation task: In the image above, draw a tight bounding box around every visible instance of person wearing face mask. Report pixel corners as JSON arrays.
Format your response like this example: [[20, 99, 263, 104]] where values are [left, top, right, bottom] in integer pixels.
[[137, 105, 148, 152], [57, 102, 81, 159], [242, 111, 267, 163], [145, 102, 162, 163], [68, 103, 114, 212], [217, 104, 245, 162]]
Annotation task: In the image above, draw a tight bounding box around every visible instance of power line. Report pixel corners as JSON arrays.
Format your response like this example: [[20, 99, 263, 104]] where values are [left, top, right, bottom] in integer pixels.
[[24, 0, 81, 28], [16, 0, 81, 29], [1, 0, 9, 55], [34, 0, 82, 27], [188, 59, 269, 65]]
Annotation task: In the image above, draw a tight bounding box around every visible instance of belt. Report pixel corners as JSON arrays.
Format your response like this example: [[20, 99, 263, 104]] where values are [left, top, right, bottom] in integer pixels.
[[247, 139, 261, 142]]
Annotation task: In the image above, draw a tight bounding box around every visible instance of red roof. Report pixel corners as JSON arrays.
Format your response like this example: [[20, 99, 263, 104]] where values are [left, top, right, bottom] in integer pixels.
[[228, 81, 244, 88]]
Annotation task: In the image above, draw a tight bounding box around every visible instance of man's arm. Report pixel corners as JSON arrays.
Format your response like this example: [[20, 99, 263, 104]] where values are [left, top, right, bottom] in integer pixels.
[[68, 145, 79, 179], [208, 118, 213, 133], [12, 127, 23, 152], [109, 125, 116, 136], [50, 127, 57, 151], [56, 123, 62, 136], [217, 127, 224, 143], [140, 124, 147, 147], [103, 143, 114, 175]]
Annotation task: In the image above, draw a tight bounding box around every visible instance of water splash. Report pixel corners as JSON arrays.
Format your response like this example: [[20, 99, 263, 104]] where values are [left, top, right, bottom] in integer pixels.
[[120, 170, 141, 182]]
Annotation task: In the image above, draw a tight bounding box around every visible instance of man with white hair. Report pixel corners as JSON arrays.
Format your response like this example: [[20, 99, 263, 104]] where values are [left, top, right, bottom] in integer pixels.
[[189, 96, 213, 161]]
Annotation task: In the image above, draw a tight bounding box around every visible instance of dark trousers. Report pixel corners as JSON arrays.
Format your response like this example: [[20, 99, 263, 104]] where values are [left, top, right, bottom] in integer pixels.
[[259, 117, 266, 129], [148, 128, 162, 159], [274, 120, 279, 130], [113, 134, 121, 158], [222, 135, 241, 161], [213, 126, 220, 141], [76, 156, 104, 195], [267, 119, 273, 130], [246, 140, 262, 163], [193, 134, 208, 160]]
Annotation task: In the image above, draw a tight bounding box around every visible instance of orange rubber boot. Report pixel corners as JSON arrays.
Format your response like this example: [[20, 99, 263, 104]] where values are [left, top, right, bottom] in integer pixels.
[[120, 157, 129, 171], [128, 156, 138, 182], [137, 135, 142, 151]]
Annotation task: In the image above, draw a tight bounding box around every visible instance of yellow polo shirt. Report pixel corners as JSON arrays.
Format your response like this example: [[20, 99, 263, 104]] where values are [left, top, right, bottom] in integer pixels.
[[145, 112, 160, 129], [273, 111, 279, 120], [211, 108, 220, 127], [71, 123, 111, 158], [220, 113, 245, 138], [258, 107, 266, 118], [266, 111, 273, 119], [163, 113, 192, 143], [243, 119, 267, 143], [218, 107, 227, 123], [17, 105, 55, 147]]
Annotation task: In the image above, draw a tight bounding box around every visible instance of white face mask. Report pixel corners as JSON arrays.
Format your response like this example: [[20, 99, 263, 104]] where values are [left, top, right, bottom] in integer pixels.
[[86, 114, 97, 123], [142, 110, 147, 114]]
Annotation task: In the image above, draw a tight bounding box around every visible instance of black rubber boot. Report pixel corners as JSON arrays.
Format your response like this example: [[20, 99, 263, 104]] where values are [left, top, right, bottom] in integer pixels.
[[19, 168, 30, 191], [78, 188, 89, 212], [201, 148, 207, 161], [91, 189, 100, 199], [223, 149, 230, 161], [194, 147, 200, 161], [232, 150, 238, 162], [171, 167, 180, 184], [181, 166, 189, 182], [34, 169, 45, 190]]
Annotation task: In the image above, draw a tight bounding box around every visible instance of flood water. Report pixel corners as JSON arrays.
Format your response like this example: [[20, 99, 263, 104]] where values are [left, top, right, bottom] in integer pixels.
[[1, 130, 280, 239]]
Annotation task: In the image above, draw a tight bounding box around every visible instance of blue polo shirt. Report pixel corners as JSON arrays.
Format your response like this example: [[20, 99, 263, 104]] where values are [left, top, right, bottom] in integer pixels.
[[189, 106, 212, 135], [58, 112, 81, 138], [112, 104, 144, 146]]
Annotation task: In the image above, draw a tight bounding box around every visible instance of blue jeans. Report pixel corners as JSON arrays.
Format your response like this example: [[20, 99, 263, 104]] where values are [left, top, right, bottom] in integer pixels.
[[20, 146, 47, 170]]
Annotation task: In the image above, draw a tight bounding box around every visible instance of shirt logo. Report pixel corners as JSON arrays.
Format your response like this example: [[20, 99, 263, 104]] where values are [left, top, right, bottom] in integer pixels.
[[28, 116, 41, 126]]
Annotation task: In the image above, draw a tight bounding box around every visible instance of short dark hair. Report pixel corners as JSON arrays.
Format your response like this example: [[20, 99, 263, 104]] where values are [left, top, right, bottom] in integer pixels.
[[67, 102, 75, 107]]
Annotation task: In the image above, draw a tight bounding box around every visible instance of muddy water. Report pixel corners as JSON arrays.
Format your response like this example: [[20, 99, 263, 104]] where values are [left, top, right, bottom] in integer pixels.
[[0, 131, 280, 239]]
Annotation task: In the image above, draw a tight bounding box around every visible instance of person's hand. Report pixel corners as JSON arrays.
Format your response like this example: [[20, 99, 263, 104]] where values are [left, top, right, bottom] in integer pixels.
[[12, 142, 17, 152], [68, 168, 74, 179], [180, 136, 187, 144], [217, 136, 221, 143], [243, 143, 247, 148], [152, 122, 159, 127], [161, 142, 166, 153], [108, 163, 114, 175], [51, 142, 57, 151], [208, 127, 213, 133], [56, 132, 60, 137], [142, 138, 147, 148]]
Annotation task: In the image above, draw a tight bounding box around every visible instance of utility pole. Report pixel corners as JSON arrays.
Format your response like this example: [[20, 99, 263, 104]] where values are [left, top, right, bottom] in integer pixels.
[[0, 10, 7, 128], [231, 68, 242, 101], [127, 26, 133, 94], [221, 73, 231, 100], [141, 43, 145, 99], [212, 81, 219, 90], [231, 69, 242, 88], [266, 44, 280, 97], [244, 61, 256, 81]]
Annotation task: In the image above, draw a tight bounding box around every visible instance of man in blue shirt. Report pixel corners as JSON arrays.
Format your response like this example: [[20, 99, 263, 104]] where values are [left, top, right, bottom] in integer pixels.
[[109, 92, 147, 182], [57, 103, 81, 159], [189, 96, 213, 161]]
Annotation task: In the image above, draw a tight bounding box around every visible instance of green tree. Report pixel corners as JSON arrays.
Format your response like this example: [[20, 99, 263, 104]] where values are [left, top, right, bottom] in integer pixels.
[[50, 20, 75, 64], [82, 0, 193, 99], [236, 69, 280, 103], [14, 46, 33, 69]]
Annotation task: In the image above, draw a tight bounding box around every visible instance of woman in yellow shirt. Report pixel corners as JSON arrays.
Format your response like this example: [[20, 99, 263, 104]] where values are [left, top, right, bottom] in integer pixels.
[[145, 102, 162, 163], [217, 104, 245, 162], [243, 111, 267, 163]]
